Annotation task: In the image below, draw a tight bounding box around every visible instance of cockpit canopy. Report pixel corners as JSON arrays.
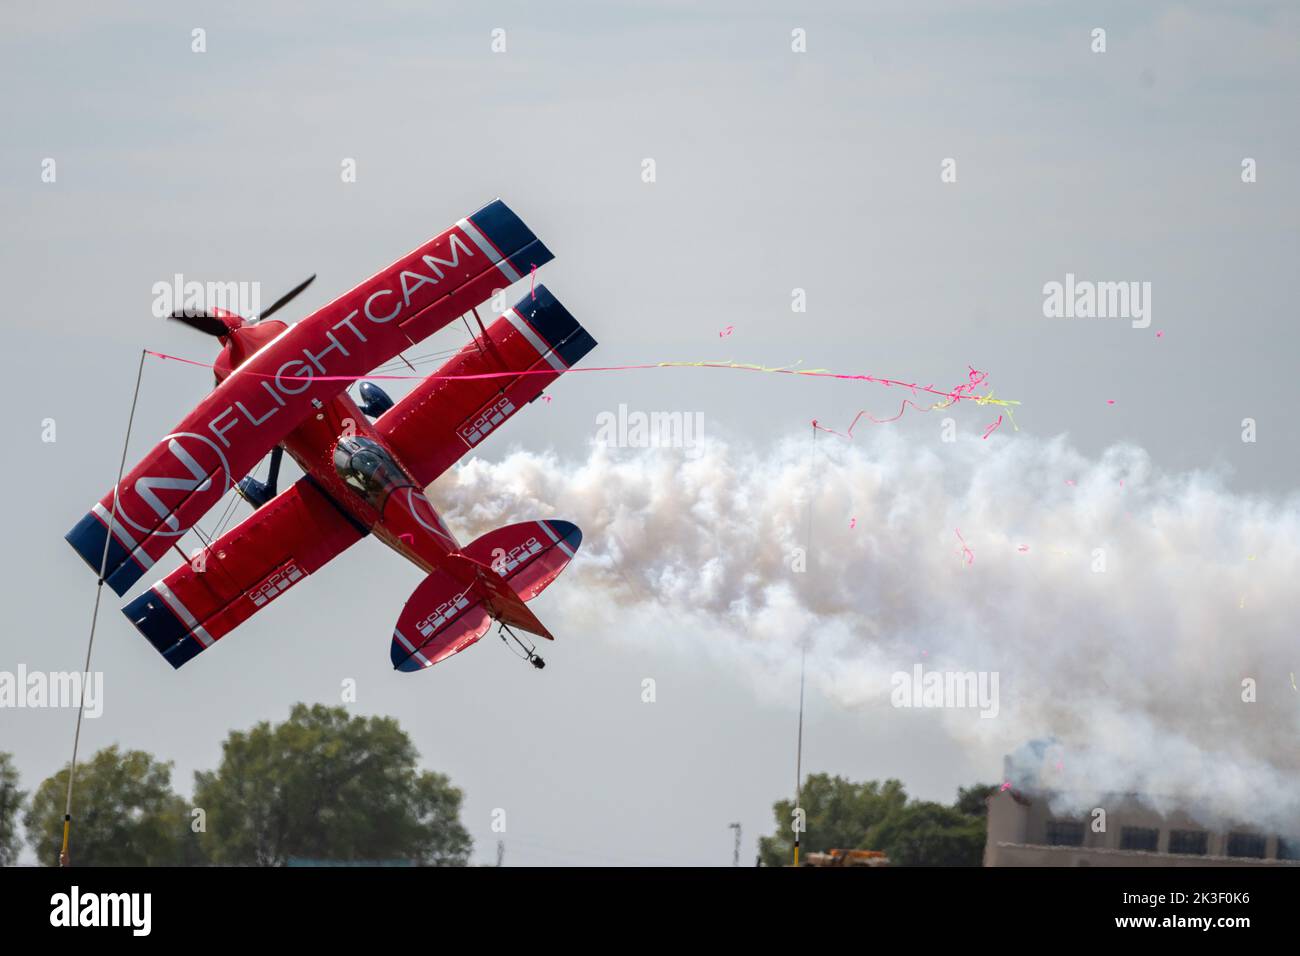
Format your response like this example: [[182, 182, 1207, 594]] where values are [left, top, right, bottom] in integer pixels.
[[333, 435, 412, 507]]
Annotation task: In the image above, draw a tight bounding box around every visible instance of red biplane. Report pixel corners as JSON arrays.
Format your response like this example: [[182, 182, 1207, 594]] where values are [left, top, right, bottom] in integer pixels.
[[65, 199, 595, 672]]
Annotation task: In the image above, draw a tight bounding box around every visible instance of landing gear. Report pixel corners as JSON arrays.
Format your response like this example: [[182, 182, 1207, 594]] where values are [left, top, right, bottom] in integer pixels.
[[237, 446, 283, 508], [498, 623, 546, 669]]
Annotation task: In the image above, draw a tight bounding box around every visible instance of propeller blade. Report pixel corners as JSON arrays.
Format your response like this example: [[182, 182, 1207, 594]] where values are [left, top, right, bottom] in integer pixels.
[[258, 273, 316, 321], [168, 311, 231, 337]]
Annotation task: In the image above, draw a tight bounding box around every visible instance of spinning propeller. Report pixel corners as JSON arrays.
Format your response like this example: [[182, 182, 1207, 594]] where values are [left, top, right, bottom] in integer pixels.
[[168, 274, 316, 336]]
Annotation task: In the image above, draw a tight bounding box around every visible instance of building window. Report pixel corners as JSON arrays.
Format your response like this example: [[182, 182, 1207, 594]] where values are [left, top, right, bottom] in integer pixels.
[[1120, 827, 1159, 852], [1226, 832, 1267, 859], [1278, 837, 1300, 861], [1168, 830, 1208, 856], [1045, 820, 1085, 847]]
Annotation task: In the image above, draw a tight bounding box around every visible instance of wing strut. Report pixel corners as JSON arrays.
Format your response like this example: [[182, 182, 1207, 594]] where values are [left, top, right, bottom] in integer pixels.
[[236, 446, 283, 508]]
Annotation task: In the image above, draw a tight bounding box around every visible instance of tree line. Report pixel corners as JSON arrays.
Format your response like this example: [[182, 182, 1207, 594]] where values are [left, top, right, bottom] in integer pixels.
[[0, 706, 996, 867], [0, 703, 471, 866], [758, 774, 997, 866]]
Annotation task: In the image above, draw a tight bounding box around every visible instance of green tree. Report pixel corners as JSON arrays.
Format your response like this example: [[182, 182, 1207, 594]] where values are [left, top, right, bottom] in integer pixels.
[[23, 746, 201, 866], [868, 800, 986, 866], [0, 753, 24, 866], [194, 703, 471, 866], [955, 782, 998, 818], [759, 777, 995, 866], [758, 774, 908, 866]]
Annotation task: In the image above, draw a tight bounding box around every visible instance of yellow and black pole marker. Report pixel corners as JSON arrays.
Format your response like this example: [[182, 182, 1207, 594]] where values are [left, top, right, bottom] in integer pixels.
[[61, 350, 147, 867], [793, 645, 805, 867]]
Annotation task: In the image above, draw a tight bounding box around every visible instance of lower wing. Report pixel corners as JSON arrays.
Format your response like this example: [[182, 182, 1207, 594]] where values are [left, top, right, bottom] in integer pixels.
[[121, 478, 365, 668]]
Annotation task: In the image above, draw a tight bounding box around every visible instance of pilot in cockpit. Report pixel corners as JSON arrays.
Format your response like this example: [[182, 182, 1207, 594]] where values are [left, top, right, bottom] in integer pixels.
[[333, 436, 410, 507]]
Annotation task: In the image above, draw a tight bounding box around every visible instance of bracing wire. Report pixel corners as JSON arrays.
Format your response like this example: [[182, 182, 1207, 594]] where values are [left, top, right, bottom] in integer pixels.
[[61, 349, 146, 866]]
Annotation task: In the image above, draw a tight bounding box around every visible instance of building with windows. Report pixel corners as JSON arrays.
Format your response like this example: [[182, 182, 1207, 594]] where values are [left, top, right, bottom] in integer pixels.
[[984, 787, 1300, 867]]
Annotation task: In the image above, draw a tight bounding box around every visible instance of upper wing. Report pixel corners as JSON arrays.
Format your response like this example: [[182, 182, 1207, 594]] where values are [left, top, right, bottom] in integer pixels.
[[68, 198, 552, 595], [376, 285, 597, 487], [120, 478, 365, 668]]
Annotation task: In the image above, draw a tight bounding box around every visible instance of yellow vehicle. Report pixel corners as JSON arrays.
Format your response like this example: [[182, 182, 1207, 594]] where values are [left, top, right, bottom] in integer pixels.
[[803, 848, 890, 867]]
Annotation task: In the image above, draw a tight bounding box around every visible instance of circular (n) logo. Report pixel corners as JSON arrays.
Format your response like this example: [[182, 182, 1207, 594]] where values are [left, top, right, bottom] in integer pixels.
[[116, 432, 232, 537]]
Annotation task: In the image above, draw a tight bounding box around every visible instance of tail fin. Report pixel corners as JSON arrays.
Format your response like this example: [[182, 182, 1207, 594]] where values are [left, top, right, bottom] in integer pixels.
[[389, 520, 582, 672], [449, 554, 553, 641]]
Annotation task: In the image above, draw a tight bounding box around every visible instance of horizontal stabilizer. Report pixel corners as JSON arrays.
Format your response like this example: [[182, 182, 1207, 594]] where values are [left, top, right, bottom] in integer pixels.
[[391, 568, 492, 672], [390, 522, 577, 673], [458, 520, 582, 602]]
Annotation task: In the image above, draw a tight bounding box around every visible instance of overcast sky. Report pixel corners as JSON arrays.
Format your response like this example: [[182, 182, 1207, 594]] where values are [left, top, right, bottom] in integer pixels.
[[3, 1, 1299, 866]]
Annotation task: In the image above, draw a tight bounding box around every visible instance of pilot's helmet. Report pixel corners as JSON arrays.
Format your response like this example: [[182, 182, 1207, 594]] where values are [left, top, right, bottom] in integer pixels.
[[332, 436, 362, 474], [351, 449, 383, 478]]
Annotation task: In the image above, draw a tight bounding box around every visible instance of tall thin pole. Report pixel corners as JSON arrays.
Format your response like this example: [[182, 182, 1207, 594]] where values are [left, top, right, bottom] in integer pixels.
[[794, 422, 816, 867], [728, 822, 741, 867], [794, 645, 806, 866], [62, 349, 146, 866]]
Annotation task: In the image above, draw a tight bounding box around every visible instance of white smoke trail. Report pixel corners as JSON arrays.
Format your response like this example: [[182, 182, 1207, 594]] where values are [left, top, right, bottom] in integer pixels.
[[430, 431, 1300, 831]]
